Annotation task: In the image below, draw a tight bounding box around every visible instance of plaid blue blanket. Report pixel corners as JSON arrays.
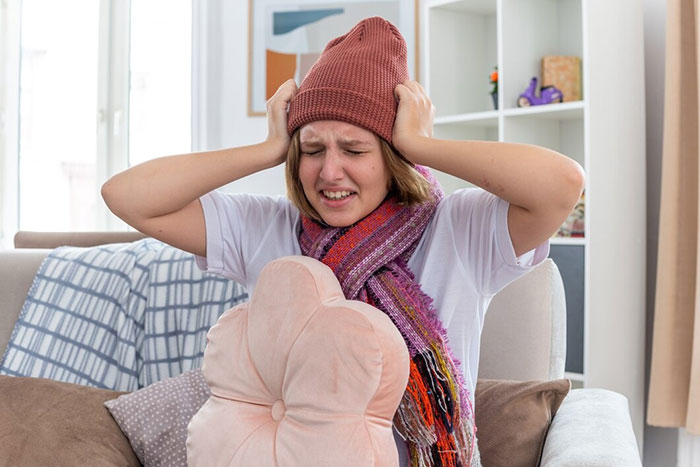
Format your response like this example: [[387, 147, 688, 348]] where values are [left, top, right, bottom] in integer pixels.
[[0, 239, 247, 391]]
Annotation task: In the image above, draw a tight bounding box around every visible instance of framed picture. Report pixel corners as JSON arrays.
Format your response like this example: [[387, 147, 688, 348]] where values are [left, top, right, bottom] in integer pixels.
[[248, 0, 419, 116]]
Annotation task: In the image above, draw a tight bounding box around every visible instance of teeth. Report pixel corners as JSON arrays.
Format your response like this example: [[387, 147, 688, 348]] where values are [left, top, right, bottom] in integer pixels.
[[323, 190, 353, 200]]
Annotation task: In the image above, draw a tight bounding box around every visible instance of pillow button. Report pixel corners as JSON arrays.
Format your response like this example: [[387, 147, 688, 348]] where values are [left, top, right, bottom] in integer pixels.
[[271, 399, 286, 421]]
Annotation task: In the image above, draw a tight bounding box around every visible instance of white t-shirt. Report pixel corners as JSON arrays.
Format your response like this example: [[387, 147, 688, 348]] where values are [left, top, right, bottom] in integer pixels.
[[194, 187, 549, 462], [195, 186, 549, 397]]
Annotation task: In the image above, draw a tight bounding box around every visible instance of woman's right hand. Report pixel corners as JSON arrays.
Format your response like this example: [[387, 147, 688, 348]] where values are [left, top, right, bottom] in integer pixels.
[[265, 79, 298, 165]]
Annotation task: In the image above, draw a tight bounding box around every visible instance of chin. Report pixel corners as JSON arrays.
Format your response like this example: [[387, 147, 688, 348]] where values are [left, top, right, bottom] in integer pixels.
[[316, 209, 363, 228], [321, 216, 356, 228]]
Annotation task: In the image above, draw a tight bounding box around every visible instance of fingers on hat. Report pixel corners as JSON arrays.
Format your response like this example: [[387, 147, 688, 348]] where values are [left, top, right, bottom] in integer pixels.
[[267, 80, 298, 108], [279, 79, 298, 94], [395, 81, 420, 100], [405, 80, 425, 93], [394, 82, 409, 100]]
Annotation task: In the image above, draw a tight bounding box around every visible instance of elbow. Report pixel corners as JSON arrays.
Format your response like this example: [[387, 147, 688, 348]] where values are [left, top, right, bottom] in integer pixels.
[[569, 160, 586, 195], [101, 178, 116, 212], [101, 176, 127, 219], [561, 160, 586, 210]]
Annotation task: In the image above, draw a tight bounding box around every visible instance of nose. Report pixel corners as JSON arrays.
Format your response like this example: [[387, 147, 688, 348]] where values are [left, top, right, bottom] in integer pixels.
[[318, 149, 344, 181]]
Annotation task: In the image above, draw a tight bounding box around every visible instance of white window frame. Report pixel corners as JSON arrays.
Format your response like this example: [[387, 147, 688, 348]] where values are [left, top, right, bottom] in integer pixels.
[[0, 0, 21, 248], [97, 0, 131, 231], [191, 0, 209, 153]]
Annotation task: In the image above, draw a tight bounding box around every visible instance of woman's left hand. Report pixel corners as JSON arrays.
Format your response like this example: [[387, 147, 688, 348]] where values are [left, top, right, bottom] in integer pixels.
[[392, 80, 435, 162]]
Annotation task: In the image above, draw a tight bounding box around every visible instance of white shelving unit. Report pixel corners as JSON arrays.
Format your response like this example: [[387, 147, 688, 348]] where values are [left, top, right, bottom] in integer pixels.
[[550, 237, 586, 246], [420, 0, 646, 449]]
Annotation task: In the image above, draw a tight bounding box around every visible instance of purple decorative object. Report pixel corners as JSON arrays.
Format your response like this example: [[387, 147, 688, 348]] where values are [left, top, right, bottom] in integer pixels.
[[517, 77, 563, 107]]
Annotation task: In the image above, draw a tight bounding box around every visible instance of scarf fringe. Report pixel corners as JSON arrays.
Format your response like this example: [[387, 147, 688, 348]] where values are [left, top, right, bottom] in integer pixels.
[[392, 353, 480, 467], [401, 420, 480, 467]]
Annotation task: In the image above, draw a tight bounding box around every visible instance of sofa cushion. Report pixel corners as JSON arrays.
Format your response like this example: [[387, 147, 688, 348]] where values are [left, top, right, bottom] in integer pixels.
[[480, 258, 567, 381], [187, 256, 410, 466], [0, 375, 140, 466], [475, 378, 571, 467], [105, 369, 210, 467], [101, 372, 570, 467]]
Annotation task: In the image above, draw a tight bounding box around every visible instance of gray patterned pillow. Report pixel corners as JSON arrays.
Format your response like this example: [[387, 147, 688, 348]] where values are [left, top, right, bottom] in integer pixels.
[[105, 369, 210, 466]]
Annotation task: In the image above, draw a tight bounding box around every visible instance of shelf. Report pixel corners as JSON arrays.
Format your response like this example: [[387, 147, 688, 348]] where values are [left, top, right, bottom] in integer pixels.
[[434, 101, 584, 123], [564, 371, 585, 382], [566, 372, 585, 390], [433, 113, 498, 142], [502, 100, 584, 120], [550, 237, 585, 246], [434, 110, 499, 126], [428, 0, 496, 14]]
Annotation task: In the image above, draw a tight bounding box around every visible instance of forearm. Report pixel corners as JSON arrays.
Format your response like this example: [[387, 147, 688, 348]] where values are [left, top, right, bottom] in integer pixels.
[[101, 141, 280, 222], [406, 137, 585, 213]]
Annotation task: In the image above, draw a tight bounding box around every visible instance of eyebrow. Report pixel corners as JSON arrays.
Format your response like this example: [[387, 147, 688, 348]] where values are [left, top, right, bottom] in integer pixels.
[[300, 138, 372, 146]]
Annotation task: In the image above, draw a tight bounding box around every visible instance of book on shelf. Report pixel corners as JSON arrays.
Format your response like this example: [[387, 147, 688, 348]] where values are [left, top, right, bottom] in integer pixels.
[[541, 55, 582, 102]]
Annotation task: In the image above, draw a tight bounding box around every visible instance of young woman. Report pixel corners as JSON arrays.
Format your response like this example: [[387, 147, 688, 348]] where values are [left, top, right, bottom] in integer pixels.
[[102, 16, 584, 467]]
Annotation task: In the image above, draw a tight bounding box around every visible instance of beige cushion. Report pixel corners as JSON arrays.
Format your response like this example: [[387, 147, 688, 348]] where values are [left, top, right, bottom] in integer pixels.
[[187, 256, 410, 466], [0, 375, 140, 466], [479, 258, 566, 381], [475, 378, 571, 467]]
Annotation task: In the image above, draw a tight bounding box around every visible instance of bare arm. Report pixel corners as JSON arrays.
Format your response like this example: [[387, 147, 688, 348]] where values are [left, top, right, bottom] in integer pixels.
[[101, 80, 298, 256], [393, 81, 585, 257]]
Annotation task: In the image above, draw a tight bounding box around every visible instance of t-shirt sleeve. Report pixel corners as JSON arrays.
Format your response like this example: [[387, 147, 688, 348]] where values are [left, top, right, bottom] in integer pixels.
[[193, 190, 293, 284], [446, 188, 550, 296]]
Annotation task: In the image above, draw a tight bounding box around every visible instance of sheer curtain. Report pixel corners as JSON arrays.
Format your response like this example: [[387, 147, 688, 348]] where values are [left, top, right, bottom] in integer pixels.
[[647, 0, 700, 434]]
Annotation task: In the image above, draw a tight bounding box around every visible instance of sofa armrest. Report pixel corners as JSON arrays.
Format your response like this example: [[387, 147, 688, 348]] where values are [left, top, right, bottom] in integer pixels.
[[0, 249, 51, 357], [540, 388, 642, 467], [14, 231, 147, 248]]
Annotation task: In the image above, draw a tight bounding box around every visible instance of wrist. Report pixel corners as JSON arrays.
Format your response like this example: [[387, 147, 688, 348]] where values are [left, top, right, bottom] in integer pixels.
[[395, 135, 432, 166], [261, 138, 290, 167]]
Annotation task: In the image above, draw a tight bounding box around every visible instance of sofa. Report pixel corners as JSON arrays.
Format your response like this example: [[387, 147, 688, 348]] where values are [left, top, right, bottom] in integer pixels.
[[0, 231, 642, 466]]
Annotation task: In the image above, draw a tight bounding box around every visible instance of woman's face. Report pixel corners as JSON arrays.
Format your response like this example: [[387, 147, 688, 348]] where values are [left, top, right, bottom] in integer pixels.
[[298, 120, 391, 227]]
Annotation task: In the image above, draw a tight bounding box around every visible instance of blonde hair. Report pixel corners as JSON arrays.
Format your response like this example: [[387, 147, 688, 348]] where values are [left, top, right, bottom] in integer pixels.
[[285, 129, 433, 223]]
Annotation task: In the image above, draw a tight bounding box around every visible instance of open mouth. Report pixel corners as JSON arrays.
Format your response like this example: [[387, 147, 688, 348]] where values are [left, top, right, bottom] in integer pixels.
[[321, 190, 356, 200]]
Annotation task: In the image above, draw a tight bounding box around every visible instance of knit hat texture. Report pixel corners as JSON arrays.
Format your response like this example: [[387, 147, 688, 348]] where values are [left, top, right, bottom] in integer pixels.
[[287, 16, 409, 144]]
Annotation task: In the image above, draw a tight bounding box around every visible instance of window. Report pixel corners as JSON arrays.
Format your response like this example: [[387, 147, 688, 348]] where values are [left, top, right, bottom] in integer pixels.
[[18, 1, 100, 231], [5, 0, 192, 235], [129, 0, 191, 167]]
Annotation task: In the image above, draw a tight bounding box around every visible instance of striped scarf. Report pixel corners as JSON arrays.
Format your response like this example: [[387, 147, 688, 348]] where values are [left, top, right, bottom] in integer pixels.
[[298, 168, 480, 467]]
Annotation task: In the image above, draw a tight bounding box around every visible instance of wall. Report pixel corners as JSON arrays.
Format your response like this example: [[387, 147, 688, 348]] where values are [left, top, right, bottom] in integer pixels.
[[200, 0, 286, 197]]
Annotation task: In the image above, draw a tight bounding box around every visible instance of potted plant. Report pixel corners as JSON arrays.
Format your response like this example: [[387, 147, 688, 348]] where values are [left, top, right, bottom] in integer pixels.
[[490, 66, 498, 110]]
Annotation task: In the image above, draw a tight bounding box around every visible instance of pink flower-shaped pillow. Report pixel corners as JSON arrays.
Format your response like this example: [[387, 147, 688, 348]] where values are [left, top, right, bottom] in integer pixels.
[[186, 256, 409, 466]]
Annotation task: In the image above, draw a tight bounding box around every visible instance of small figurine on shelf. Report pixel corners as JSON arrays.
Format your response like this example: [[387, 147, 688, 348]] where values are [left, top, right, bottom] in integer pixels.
[[556, 191, 585, 237], [517, 76, 563, 107], [489, 66, 498, 109]]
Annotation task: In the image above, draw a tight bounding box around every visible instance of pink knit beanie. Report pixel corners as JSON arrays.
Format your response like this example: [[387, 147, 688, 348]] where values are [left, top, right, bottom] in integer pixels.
[[287, 16, 409, 145]]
